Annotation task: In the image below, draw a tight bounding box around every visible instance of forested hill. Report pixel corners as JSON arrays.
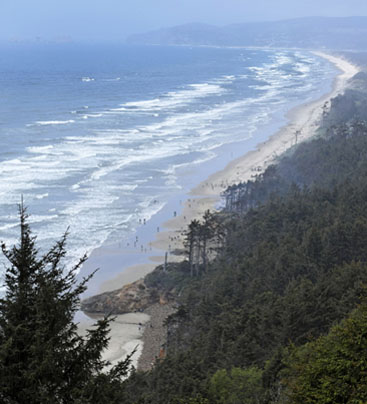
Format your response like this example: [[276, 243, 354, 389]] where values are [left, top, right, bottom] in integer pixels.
[[113, 66, 367, 402], [127, 17, 367, 50]]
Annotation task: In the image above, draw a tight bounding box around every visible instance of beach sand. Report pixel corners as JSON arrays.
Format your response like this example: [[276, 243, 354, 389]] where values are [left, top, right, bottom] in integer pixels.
[[77, 312, 150, 370], [149, 52, 359, 254], [80, 51, 360, 370]]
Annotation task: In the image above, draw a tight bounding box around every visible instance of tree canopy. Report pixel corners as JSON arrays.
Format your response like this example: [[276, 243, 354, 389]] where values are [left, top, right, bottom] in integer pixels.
[[283, 300, 367, 403], [0, 204, 130, 403]]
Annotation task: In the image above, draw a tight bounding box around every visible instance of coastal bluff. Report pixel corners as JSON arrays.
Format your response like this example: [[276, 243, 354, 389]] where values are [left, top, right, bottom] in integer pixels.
[[80, 268, 178, 372], [81, 269, 176, 315]]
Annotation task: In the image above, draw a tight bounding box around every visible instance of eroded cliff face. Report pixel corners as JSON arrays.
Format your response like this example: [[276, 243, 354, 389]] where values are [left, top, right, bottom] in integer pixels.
[[81, 278, 173, 314]]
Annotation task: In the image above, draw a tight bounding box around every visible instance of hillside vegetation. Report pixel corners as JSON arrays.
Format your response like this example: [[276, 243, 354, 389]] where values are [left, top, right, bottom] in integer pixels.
[[117, 70, 367, 403]]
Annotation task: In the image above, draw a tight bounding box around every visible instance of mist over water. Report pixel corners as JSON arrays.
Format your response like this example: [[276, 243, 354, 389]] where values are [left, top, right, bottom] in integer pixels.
[[0, 44, 337, 282]]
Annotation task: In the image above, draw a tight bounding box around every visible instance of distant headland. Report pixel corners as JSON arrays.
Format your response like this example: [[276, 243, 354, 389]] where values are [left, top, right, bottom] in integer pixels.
[[127, 16, 367, 50]]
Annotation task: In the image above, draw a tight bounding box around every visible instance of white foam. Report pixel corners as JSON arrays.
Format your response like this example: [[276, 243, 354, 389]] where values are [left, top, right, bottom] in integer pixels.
[[82, 77, 95, 82], [0, 222, 18, 232], [294, 63, 311, 75], [275, 54, 293, 65], [83, 113, 103, 119], [117, 184, 138, 191], [35, 193, 49, 200], [27, 145, 54, 153], [29, 120, 75, 127], [28, 214, 59, 224], [109, 82, 225, 114], [64, 187, 121, 212]]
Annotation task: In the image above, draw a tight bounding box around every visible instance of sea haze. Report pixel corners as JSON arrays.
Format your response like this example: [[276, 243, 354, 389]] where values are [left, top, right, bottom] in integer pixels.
[[0, 44, 337, 283]]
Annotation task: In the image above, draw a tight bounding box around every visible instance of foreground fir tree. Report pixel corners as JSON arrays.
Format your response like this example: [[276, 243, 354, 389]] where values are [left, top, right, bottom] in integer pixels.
[[0, 204, 130, 403]]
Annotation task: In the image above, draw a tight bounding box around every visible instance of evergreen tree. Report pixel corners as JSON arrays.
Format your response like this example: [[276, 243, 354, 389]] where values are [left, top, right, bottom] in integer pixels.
[[283, 300, 367, 403], [208, 367, 264, 404], [0, 204, 130, 403]]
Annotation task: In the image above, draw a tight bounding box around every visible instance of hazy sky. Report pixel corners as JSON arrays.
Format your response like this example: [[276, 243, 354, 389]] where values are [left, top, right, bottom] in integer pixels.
[[2, 0, 367, 42]]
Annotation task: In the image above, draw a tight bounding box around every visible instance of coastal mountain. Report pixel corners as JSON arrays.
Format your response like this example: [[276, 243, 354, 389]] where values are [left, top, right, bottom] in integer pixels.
[[127, 17, 367, 50]]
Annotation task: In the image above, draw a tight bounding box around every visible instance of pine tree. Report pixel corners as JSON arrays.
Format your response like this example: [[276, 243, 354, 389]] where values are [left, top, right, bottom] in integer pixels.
[[0, 204, 130, 403]]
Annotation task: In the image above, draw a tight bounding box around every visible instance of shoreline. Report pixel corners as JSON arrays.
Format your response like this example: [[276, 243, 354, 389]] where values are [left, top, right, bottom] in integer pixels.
[[147, 52, 359, 254], [80, 51, 360, 370]]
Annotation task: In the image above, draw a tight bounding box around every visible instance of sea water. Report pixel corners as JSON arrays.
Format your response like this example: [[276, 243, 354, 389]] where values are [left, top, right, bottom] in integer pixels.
[[0, 43, 337, 284]]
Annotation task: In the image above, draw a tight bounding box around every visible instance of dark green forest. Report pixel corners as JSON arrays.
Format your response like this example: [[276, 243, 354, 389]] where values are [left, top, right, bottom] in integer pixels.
[[120, 72, 367, 403], [2, 68, 367, 403]]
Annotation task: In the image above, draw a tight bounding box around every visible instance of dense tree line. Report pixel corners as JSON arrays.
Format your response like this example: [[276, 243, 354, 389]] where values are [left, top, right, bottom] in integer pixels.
[[122, 110, 367, 400]]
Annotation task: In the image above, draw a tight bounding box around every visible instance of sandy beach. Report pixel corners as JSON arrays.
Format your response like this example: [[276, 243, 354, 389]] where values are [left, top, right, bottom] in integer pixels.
[[80, 51, 360, 370], [148, 52, 359, 256], [78, 312, 150, 370]]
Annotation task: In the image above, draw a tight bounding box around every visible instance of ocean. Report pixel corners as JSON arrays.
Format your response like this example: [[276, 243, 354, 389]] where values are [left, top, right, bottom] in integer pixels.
[[0, 43, 337, 285]]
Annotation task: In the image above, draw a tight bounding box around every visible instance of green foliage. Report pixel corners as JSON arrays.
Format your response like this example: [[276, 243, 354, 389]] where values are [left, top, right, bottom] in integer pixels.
[[283, 301, 367, 403], [124, 115, 367, 403], [0, 205, 130, 403], [145, 261, 192, 292], [208, 367, 263, 404], [174, 394, 210, 404]]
